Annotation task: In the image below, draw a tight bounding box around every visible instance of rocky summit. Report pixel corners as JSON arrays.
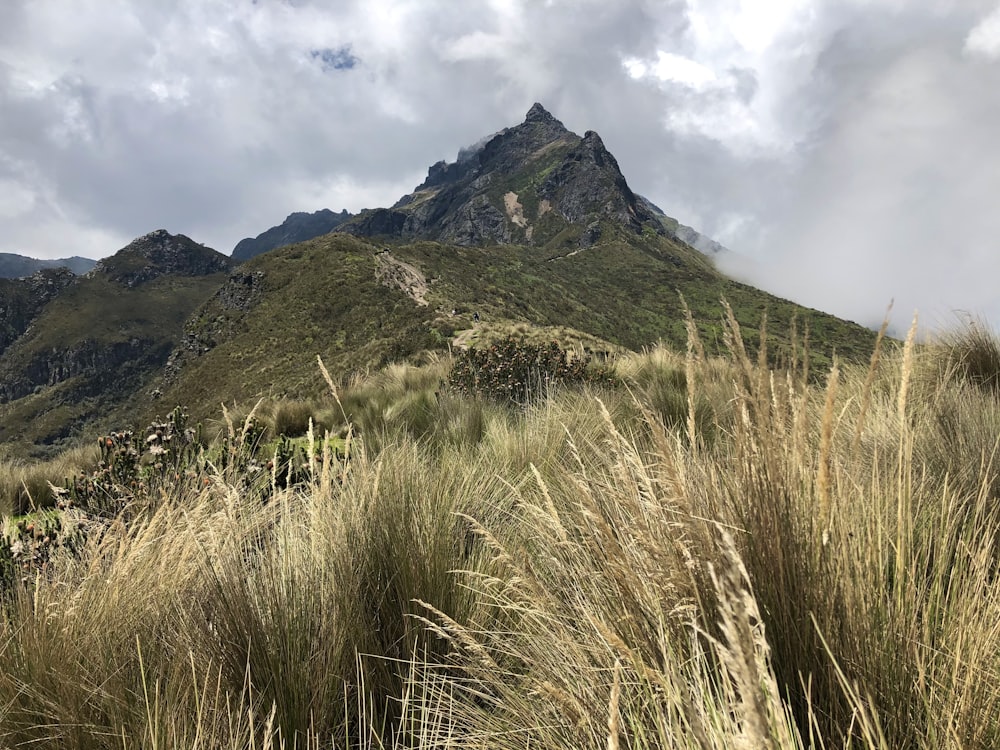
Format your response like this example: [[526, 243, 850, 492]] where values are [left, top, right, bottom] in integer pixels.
[[339, 103, 662, 248], [92, 229, 233, 287]]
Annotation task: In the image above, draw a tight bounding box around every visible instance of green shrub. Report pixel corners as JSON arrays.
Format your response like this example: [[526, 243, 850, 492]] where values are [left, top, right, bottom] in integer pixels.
[[66, 407, 205, 515], [448, 336, 613, 405]]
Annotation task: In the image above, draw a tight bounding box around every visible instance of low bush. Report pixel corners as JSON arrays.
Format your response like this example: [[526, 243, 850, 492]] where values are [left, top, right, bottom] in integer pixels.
[[449, 336, 613, 405]]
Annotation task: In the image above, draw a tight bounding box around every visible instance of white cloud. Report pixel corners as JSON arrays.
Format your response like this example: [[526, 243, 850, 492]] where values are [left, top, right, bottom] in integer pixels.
[[965, 3, 1000, 58], [650, 51, 718, 88]]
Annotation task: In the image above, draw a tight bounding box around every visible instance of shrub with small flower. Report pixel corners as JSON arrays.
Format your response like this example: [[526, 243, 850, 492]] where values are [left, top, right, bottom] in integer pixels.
[[1, 509, 89, 588], [66, 407, 205, 514], [448, 336, 614, 405]]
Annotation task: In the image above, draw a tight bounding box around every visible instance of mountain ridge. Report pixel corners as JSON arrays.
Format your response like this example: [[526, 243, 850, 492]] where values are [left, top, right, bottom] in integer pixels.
[[0, 231, 232, 449], [0, 105, 877, 451], [0, 253, 96, 279], [232, 209, 352, 261]]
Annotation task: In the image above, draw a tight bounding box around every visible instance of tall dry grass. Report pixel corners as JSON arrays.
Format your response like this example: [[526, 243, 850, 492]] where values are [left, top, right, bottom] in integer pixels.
[[2, 319, 1000, 747], [0, 442, 99, 515]]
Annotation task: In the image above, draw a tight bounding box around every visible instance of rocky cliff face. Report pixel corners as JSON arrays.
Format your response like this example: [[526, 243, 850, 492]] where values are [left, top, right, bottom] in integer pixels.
[[232, 209, 352, 261], [0, 268, 76, 358], [339, 103, 663, 249], [0, 337, 168, 404]]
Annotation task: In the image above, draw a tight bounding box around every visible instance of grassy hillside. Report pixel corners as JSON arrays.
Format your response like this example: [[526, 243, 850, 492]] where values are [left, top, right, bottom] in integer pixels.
[[144, 231, 875, 429], [0, 272, 228, 449], [1, 318, 998, 747], [0, 225, 876, 453], [147, 235, 441, 425]]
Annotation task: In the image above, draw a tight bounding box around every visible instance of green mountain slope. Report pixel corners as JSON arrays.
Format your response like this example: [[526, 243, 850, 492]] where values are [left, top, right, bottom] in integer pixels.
[[0, 231, 231, 449], [0, 107, 878, 452], [144, 230, 875, 428]]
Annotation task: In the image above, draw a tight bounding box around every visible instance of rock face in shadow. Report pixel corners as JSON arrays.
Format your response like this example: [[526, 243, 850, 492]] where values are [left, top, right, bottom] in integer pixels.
[[0, 268, 76, 358], [232, 209, 353, 261], [0, 337, 168, 404]]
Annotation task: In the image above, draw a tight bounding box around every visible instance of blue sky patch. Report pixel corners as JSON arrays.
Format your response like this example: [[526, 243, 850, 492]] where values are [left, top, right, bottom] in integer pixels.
[[310, 46, 358, 72]]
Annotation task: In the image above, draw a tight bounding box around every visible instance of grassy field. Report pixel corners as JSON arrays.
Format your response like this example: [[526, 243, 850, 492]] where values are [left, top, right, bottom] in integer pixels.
[[1, 314, 999, 748]]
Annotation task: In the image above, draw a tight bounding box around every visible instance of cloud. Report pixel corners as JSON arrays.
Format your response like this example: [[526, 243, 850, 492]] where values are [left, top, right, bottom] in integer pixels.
[[0, 0, 999, 334], [966, 3, 1000, 58], [715, 1, 1000, 330]]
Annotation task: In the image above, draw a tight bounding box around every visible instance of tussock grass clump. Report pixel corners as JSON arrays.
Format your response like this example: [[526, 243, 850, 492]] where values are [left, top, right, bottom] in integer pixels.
[[270, 399, 320, 437], [0, 443, 99, 515], [449, 336, 613, 406], [933, 316, 1000, 395]]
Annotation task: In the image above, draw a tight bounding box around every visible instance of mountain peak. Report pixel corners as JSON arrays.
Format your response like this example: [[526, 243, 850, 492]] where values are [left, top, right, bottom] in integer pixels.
[[94, 230, 232, 286], [521, 102, 569, 138], [335, 103, 665, 247], [525, 102, 558, 123]]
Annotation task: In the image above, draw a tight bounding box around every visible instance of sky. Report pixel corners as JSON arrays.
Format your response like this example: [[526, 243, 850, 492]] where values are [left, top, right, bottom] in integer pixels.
[[2, 0, 1000, 332]]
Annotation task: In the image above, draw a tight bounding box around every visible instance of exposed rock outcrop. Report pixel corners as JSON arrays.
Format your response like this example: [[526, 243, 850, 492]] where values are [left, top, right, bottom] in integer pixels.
[[0, 337, 165, 403], [91, 230, 232, 287], [339, 103, 663, 249], [0, 268, 76, 358]]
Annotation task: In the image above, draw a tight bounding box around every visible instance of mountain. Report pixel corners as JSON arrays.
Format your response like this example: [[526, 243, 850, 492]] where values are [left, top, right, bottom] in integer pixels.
[[0, 107, 877, 452], [142, 229, 874, 431], [0, 231, 232, 449], [232, 209, 352, 261], [0, 253, 96, 278], [339, 103, 664, 248], [224, 105, 733, 263]]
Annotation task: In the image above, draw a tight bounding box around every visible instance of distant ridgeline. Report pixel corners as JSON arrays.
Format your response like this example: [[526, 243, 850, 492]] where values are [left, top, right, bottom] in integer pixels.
[[0, 106, 876, 451], [231, 209, 353, 261], [0, 253, 96, 279]]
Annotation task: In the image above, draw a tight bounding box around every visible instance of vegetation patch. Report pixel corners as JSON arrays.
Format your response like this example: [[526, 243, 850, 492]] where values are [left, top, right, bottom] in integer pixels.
[[448, 335, 614, 405]]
